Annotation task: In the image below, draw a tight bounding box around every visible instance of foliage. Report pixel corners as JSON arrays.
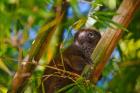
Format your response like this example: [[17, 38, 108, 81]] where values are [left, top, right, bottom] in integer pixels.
[[57, 77, 104, 93], [0, 0, 140, 93]]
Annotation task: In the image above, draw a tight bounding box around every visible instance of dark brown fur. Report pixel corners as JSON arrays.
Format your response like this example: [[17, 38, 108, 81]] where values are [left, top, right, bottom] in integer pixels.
[[39, 29, 101, 93]]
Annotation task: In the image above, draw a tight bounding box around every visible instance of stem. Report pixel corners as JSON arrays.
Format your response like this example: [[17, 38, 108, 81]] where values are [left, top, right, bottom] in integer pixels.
[[92, 0, 140, 83], [82, 0, 140, 83], [7, 0, 68, 93]]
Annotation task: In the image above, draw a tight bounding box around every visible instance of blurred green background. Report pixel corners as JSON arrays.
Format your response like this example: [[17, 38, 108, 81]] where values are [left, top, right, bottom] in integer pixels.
[[0, 0, 140, 93]]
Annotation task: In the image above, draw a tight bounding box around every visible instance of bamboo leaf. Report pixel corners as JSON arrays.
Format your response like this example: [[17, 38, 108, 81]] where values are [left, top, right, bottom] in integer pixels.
[[0, 59, 11, 75]]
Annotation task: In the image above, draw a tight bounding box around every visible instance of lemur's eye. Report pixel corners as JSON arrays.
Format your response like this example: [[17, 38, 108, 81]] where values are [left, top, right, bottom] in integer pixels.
[[88, 32, 94, 38]]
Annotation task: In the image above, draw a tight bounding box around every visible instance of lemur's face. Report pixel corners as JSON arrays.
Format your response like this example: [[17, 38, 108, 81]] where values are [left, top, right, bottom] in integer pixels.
[[74, 29, 101, 47]]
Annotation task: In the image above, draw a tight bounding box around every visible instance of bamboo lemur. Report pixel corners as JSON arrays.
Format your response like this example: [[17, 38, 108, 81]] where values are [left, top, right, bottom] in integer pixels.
[[39, 29, 101, 93]]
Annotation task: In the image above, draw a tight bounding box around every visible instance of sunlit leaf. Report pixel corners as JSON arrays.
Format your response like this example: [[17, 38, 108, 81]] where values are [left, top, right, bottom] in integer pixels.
[[0, 59, 11, 75]]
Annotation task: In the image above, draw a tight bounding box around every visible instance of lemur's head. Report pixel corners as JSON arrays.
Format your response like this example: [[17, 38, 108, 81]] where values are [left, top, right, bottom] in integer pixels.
[[74, 29, 101, 49]]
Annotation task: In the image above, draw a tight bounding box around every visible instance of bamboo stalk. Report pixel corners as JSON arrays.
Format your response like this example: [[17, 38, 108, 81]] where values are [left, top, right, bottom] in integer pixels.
[[92, 0, 140, 83], [82, 0, 140, 83], [7, 0, 68, 92]]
